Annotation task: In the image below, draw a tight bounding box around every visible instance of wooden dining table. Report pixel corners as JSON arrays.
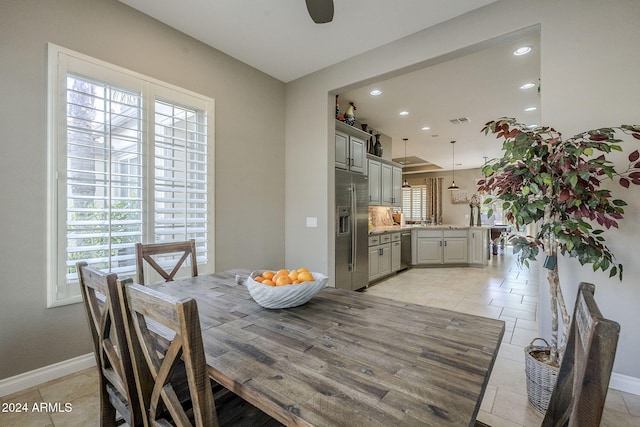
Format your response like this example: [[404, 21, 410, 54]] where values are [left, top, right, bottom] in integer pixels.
[[149, 269, 505, 427]]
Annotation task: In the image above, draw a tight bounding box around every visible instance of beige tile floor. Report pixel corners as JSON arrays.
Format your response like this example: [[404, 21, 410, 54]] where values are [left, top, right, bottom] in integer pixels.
[[363, 250, 640, 426], [2, 249, 639, 426]]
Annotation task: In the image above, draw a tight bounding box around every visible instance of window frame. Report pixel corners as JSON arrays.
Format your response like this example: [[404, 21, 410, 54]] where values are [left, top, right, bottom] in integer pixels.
[[47, 44, 215, 307]]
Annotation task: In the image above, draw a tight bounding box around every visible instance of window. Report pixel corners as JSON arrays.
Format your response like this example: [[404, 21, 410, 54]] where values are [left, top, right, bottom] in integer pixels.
[[402, 185, 427, 223], [47, 44, 214, 307]]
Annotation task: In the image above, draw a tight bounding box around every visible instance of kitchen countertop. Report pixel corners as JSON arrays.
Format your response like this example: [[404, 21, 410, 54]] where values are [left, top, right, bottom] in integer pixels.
[[369, 224, 490, 235]]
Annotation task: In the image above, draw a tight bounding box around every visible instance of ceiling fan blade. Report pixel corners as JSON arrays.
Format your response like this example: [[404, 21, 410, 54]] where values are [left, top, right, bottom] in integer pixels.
[[305, 0, 334, 24]]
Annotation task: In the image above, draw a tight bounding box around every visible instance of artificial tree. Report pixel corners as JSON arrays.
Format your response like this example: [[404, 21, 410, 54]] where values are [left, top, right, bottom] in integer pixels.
[[479, 117, 640, 364]]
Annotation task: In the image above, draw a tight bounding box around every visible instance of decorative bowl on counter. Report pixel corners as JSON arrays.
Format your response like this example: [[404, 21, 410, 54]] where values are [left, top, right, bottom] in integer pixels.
[[242, 270, 328, 309]]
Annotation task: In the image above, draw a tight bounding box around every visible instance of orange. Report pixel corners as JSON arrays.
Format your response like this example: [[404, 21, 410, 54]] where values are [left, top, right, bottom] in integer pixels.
[[296, 267, 309, 274], [276, 269, 289, 277], [288, 270, 299, 281], [262, 271, 275, 280], [262, 279, 275, 286], [298, 271, 314, 282], [275, 275, 292, 286], [254, 276, 264, 283]]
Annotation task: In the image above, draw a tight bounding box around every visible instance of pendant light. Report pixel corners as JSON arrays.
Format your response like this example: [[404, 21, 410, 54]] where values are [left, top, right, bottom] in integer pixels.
[[448, 140, 459, 190], [402, 138, 411, 188]]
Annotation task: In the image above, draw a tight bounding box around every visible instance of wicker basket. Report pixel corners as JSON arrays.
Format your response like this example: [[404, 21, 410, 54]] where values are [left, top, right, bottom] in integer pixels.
[[524, 338, 559, 413]]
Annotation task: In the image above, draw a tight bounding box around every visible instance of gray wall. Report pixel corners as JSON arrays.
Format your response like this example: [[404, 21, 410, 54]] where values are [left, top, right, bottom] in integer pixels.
[[284, 0, 640, 380], [405, 168, 484, 226], [0, 0, 285, 379]]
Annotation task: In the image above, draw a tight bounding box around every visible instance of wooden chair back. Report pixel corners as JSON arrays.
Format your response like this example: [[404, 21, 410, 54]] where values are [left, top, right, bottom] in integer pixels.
[[136, 239, 198, 285], [118, 282, 218, 427], [542, 282, 620, 427], [76, 262, 143, 427]]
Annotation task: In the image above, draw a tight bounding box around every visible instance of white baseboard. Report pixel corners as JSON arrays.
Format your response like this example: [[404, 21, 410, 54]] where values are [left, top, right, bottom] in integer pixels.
[[0, 353, 96, 398], [610, 372, 640, 396]]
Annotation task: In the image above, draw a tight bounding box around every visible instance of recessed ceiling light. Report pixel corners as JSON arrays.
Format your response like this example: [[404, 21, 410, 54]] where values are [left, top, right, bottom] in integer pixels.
[[520, 82, 536, 90], [513, 46, 532, 56], [369, 89, 382, 96], [421, 126, 430, 131], [399, 111, 409, 116], [524, 106, 537, 112]]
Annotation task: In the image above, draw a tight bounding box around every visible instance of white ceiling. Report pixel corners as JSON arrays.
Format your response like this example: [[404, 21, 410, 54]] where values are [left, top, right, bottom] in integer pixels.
[[119, 0, 498, 83], [119, 0, 539, 171], [341, 29, 540, 171]]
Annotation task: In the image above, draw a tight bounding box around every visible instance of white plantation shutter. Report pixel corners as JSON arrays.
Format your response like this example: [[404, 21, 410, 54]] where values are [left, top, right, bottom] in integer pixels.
[[153, 100, 208, 264], [48, 45, 213, 307], [65, 74, 143, 280], [402, 185, 427, 222]]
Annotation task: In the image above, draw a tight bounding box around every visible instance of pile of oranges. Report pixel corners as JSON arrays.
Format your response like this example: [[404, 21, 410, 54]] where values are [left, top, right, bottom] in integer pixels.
[[254, 268, 314, 287]]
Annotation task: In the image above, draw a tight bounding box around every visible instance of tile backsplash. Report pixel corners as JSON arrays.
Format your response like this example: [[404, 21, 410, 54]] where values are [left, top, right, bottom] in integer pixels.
[[369, 206, 395, 228]]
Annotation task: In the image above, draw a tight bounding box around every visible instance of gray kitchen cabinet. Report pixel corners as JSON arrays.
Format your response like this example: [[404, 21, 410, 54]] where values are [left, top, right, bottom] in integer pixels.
[[413, 229, 468, 265], [391, 233, 402, 272], [368, 158, 381, 204], [392, 166, 402, 207], [414, 230, 443, 264], [443, 237, 468, 263], [369, 155, 402, 206], [468, 228, 489, 265], [378, 243, 392, 276], [335, 120, 367, 174], [369, 234, 392, 282], [381, 163, 393, 205], [369, 245, 381, 280]]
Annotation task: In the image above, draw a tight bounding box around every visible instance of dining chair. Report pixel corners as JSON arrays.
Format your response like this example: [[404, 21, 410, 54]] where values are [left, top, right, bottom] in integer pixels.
[[76, 262, 144, 427], [135, 239, 198, 285], [118, 282, 283, 427], [476, 282, 619, 427], [541, 282, 620, 426]]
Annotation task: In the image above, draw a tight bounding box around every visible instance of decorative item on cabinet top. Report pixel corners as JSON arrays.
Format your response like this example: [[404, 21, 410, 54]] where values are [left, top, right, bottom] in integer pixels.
[[335, 101, 358, 126], [373, 133, 383, 157]]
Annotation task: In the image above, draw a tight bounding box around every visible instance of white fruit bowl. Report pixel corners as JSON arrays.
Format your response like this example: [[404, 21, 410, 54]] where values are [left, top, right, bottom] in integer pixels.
[[243, 270, 328, 309]]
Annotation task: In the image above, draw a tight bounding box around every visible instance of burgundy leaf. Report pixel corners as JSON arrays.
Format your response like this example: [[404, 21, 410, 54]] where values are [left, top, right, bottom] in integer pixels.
[[635, 162, 640, 169], [589, 134, 608, 141], [629, 150, 640, 162], [633, 133, 640, 140], [632, 178, 640, 185], [620, 177, 630, 188], [629, 172, 640, 179], [558, 189, 571, 202]]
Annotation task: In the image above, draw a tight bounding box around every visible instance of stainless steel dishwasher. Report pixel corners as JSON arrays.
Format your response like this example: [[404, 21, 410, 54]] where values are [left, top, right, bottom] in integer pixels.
[[400, 230, 412, 270]]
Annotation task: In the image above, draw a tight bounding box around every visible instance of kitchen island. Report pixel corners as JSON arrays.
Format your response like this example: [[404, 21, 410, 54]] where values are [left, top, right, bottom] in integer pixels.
[[369, 225, 490, 274]]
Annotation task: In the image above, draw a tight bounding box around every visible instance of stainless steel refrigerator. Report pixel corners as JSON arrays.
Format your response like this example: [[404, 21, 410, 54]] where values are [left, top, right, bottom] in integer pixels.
[[335, 169, 369, 291]]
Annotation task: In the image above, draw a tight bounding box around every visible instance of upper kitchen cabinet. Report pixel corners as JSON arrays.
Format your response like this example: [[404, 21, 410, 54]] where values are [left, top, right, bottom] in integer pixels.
[[369, 154, 402, 206], [335, 120, 367, 174]]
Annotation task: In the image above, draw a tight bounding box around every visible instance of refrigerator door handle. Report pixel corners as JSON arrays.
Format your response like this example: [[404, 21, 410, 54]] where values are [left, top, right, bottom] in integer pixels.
[[351, 183, 357, 272]]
